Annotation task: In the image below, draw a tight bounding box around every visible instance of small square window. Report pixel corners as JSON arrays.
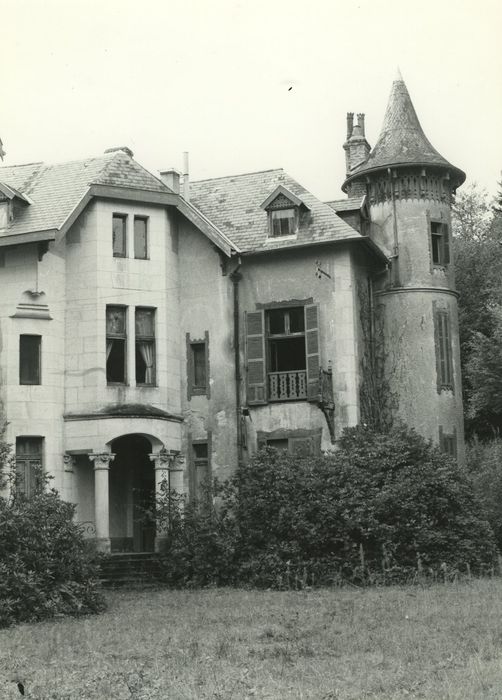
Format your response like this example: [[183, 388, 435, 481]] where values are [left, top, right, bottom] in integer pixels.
[[113, 214, 127, 257], [134, 216, 148, 259], [270, 209, 297, 237], [20, 335, 41, 385]]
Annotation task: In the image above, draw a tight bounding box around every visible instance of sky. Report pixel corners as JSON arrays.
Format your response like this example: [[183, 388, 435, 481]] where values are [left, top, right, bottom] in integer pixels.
[[1, 0, 501, 201]]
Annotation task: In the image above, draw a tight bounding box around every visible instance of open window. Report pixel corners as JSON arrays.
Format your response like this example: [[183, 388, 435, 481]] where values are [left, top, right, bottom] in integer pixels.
[[260, 185, 310, 239], [245, 304, 320, 404], [106, 306, 127, 384], [135, 307, 156, 385], [430, 221, 450, 266]]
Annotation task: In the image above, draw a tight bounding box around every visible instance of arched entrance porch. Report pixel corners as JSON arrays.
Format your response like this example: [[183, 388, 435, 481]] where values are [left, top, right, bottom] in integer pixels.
[[109, 434, 155, 552]]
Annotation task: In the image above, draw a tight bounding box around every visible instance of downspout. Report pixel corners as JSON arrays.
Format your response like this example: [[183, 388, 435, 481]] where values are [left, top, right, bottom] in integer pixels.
[[388, 167, 400, 286], [230, 257, 242, 463]]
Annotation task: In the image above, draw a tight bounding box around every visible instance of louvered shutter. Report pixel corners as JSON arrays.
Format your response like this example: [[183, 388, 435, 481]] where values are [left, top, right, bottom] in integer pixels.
[[442, 224, 450, 265], [305, 304, 321, 402], [245, 310, 267, 405]]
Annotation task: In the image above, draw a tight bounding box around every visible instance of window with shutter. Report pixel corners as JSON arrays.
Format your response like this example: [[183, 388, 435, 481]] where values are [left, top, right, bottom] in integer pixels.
[[433, 302, 454, 392], [246, 311, 267, 404], [186, 332, 210, 399], [189, 435, 212, 504], [305, 304, 320, 401]]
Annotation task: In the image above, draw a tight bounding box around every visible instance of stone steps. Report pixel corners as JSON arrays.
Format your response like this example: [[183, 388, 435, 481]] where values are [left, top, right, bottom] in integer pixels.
[[99, 552, 163, 588]]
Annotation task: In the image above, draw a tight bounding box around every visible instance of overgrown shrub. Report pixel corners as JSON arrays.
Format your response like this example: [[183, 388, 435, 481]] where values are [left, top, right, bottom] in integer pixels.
[[0, 463, 105, 628], [467, 437, 502, 549]]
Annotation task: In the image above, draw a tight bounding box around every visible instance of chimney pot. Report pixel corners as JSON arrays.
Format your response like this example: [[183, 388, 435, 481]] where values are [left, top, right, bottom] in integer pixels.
[[182, 151, 190, 201], [357, 113, 365, 136], [346, 112, 354, 140]]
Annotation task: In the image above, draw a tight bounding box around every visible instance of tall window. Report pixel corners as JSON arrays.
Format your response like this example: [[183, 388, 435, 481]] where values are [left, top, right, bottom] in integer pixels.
[[190, 439, 210, 502], [430, 221, 450, 266], [19, 335, 41, 385], [16, 437, 43, 497], [106, 306, 127, 383], [434, 306, 454, 391], [134, 216, 148, 259], [267, 307, 307, 400], [135, 308, 155, 385], [186, 332, 210, 399], [112, 214, 127, 257]]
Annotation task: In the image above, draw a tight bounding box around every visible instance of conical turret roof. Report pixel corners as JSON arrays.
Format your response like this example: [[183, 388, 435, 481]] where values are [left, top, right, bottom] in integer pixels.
[[344, 73, 465, 189]]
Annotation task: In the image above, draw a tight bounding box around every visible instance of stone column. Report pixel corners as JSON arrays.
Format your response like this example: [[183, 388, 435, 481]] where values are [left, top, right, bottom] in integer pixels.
[[89, 453, 115, 553], [149, 449, 185, 552]]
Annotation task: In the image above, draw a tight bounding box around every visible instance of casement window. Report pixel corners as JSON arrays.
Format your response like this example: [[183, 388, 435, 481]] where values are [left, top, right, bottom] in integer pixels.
[[134, 216, 148, 259], [245, 304, 320, 404], [439, 427, 457, 459], [257, 428, 322, 456], [135, 308, 156, 385], [269, 208, 298, 237], [19, 335, 41, 385], [186, 332, 210, 399], [189, 437, 211, 502], [430, 221, 450, 266], [106, 306, 127, 384], [112, 214, 127, 257], [433, 303, 454, 392], [15, 437, 43, 497]]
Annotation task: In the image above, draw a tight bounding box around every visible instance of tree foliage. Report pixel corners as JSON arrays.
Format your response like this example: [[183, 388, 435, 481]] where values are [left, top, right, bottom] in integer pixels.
[[453, 181, 502, 435], [0, 429, 105, 628]]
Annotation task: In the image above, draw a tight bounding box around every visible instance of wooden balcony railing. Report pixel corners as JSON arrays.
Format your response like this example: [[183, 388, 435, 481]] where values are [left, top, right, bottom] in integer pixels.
[[268, 370, 307, 401]]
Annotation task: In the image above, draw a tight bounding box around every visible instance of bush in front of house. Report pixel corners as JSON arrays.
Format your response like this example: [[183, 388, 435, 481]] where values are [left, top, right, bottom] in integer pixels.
[[0, 464, 106, 628], [157, 425, 497, 588]]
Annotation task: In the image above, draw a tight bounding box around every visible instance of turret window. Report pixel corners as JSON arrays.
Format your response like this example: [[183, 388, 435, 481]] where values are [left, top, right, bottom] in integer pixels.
[[430, 221, 450, 266]]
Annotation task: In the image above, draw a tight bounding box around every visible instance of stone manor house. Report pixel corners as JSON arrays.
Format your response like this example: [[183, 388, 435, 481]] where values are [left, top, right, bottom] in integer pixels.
[[0, 74, 465, 552]]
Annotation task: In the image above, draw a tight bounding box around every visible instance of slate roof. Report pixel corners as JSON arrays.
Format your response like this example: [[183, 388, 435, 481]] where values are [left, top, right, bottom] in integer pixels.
[[344, 74, 465, 189], [325, 197, 364, 213], [190, 169, 363, 253], [0, 150, 173, 238]]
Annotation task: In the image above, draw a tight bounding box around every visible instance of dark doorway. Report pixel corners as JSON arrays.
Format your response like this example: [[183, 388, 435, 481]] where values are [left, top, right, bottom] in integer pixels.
[[109, 435, 156, 552]]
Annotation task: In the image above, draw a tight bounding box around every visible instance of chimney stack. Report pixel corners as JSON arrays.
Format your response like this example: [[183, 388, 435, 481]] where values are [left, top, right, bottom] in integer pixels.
[[159, 169, 181, 194], [182, 151, 190, 201], [357, 113, 365, 137]]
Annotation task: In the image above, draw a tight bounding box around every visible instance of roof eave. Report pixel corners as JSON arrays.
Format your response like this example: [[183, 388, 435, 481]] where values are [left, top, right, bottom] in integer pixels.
[[0, 229, 57, 248], [342, 162, 466, 193]]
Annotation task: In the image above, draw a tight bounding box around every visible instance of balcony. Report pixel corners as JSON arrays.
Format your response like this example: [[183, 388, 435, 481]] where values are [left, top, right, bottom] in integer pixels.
[[268, 370, 307, 401]]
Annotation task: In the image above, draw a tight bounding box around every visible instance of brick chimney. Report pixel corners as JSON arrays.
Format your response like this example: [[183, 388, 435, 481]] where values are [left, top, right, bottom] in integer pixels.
[[343, 112, 371, 177]]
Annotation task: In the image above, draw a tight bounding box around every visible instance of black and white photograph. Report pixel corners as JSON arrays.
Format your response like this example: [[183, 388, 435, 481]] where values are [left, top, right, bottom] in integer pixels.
[[1, 0, 501, 697]]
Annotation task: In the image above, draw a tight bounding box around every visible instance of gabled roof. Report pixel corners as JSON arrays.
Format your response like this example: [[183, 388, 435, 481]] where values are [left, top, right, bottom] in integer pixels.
[[0, 181, 32, 203], [344, 74, 465, 190], [191, 169, 363, 254], [0, 150, 235, 256], [260, 184, 308, 211]]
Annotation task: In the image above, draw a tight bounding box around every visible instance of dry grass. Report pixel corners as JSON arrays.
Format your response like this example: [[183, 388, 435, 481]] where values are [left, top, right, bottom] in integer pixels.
[[1, 580, 502, 699]]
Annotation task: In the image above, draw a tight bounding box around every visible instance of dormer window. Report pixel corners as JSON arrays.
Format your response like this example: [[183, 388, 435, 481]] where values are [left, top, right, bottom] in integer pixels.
[[270, 208, 298, 237], [260, 184, 310, 240]]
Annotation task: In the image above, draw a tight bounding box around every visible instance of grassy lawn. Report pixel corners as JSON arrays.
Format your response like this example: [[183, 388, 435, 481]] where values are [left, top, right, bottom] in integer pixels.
[[1, 580, 502, 699]]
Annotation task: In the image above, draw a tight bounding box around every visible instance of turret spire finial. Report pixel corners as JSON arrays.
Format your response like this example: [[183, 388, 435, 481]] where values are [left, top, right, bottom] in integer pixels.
[[395, 66, 404, 82]]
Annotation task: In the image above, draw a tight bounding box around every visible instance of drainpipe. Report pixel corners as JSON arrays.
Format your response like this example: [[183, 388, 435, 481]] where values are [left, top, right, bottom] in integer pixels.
[[388, 167, 400, 286], [230, 257, 242, 463]]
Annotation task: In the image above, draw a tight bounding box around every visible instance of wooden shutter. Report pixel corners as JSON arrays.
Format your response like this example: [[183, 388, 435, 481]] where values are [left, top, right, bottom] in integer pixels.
[[442, 224, 450, 265], [305, 304, 320, 402], [245, 310, 267, 405]]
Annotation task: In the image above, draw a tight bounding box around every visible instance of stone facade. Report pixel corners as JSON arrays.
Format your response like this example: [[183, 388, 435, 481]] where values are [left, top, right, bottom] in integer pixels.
[[0, 75, 466, 551]]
